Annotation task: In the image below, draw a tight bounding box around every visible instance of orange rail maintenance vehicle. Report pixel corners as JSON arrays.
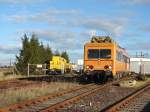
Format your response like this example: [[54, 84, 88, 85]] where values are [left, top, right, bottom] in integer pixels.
[[83, 36, 130, 83]]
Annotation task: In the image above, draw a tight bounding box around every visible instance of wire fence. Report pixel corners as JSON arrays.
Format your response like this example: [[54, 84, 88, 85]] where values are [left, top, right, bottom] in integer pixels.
[[27, 64, 48, 76]]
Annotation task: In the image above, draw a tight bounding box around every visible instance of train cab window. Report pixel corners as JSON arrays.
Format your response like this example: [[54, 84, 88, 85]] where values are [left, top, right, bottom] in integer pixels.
[[100, 49, 111, 59], [88, 49, 99, 59]]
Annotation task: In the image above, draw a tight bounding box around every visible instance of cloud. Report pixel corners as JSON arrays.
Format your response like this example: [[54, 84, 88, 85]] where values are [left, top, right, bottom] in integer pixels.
[[123, 33, 142, 37], [6, 9, 80, 24], [71, 17, 127, 36], [126, 41, 150, 51], [68, 49, 84, 62], [7, 15, 27, 23], [46, 9, 80, 15], [0, 45, 20, 54], [30, 9, 80, 24], [127, 0, 150, 4], [113, 0, 150, 5], [5, 7, 127, 37], [7, 14, 64, 24], [18, 28, 93, 62], [139, 25, 150, 32], [0, 0, 50, 4], [24, 29, 84, 49]]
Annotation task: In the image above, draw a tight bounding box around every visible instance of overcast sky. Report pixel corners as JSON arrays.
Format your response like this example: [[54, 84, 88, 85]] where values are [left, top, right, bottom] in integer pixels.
[[0, 0, 150, 65]]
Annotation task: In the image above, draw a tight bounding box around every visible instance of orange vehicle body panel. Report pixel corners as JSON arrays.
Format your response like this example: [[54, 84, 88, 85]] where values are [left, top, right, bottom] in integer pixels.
[[84, 42, 129, 76]]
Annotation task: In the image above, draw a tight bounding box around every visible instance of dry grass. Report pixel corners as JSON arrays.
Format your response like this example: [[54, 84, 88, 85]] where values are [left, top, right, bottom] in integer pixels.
[[0, 82, 80, 108], [0, 75, 47, 81], [132, 77, 150, 88], [120, 77, 150, 88], [0, 75, 23, 81]]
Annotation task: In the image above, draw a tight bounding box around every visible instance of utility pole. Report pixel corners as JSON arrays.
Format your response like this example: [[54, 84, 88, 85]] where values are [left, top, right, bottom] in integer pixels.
[[139, 51, 145, 75], [140, 52, 142, 74], [10, 58, 11, 67]]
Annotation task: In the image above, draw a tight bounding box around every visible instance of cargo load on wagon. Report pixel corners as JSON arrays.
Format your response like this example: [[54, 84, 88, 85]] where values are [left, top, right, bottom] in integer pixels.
[[90, 36, 114, 43]]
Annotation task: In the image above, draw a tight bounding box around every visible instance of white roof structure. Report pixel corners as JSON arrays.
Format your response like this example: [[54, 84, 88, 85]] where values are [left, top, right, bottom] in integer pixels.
[[130, 58, 150, 62], [130, 57, 150, 74]]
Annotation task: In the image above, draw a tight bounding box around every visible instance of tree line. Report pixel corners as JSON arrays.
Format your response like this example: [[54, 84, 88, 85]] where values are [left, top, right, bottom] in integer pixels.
[[15, 34, 70, 74]]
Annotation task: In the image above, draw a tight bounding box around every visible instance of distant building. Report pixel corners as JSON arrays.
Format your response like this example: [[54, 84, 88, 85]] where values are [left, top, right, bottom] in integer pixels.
[[77, 59, 83, 72], [72, 59, 83, 73], [72, 64, 77, 71], [77, 59, 83, 66], [130, 58, 150, 74]]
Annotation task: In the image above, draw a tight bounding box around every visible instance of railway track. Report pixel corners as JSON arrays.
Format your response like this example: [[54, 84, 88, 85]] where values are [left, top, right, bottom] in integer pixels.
[[0, 80, 116, 112], [0, 77, 138, 112], [0, 83, 95, 112], [104, 83, 150, 112], [40, 82, 113, 112]]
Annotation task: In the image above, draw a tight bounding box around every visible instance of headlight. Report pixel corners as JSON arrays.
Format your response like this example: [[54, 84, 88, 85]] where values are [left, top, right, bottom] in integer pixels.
[[86, 66, 89, 69], [104, 65, 112, 69], [108, 66, 112, 69], [86, 65, 94, 69]]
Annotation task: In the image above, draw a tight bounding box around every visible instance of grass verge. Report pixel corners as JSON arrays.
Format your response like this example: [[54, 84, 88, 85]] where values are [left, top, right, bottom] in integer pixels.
[[0, 82, 80, 108], [0, 75, 48, 81]]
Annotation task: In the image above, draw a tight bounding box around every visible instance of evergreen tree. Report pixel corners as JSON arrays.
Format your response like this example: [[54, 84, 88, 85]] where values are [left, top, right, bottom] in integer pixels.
[[45, 44, 53, 61], [16, 34, 30, 73], [29, 34, 41, 64], [15, 33, 53, 74], [61, 51, 70, 63]]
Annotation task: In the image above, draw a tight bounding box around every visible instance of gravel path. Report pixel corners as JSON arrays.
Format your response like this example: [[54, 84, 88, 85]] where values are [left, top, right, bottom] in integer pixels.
[[58, 85, 136, 112], [121, 89, 150, 112]]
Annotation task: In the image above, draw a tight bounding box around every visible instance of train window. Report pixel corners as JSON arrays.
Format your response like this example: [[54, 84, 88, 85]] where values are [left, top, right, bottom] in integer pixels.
[[116, 51, 123, 61], [88, 49, 99, 59], [127, 58, 130, 63], [120, 53, 123, 61], [116, 51, 119, 60], [100, 49, 111, 59], [123, 55, 127, 63]]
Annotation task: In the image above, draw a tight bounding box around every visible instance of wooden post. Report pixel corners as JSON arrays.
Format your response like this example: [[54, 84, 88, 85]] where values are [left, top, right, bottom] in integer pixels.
[[13, 65, 15, 75], [28, 63, 29, 77], [44, 64, 46, 75]]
